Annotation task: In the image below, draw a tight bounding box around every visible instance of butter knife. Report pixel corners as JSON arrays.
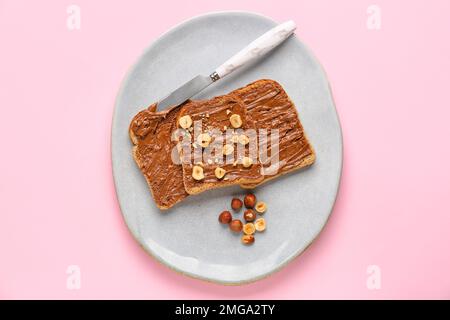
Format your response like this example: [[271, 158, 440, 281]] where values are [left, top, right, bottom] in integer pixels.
[[156, 20, 296, 110]]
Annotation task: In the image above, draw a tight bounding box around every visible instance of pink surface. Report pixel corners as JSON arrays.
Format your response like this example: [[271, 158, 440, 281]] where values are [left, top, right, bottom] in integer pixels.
[[1, 0, 449, 299]]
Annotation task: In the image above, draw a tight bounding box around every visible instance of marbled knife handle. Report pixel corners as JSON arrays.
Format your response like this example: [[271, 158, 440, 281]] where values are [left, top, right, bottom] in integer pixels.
[[214, 20, 296, 79]]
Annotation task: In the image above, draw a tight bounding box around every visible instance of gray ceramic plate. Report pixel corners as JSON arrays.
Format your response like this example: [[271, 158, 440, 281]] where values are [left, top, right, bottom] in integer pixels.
[[112, 11, 342, 285]]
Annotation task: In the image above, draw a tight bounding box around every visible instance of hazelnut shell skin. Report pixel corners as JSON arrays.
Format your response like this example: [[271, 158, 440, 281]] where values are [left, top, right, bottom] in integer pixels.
[[218, 211, 232, 224], [231, 198, 243, 211], [229, 219, 243, 233], [244, 194, 256, 208]]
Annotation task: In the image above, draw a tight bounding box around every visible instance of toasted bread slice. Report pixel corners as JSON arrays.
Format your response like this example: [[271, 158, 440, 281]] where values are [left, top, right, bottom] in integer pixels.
[[177, 94, 264, 195], [129, 103, 189, 210], [129, 79, 315, 209], [233, 79, 316, 188]]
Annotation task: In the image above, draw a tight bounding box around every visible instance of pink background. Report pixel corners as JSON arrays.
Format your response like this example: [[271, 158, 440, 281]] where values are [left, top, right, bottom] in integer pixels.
[[1, 0, 449, 299]]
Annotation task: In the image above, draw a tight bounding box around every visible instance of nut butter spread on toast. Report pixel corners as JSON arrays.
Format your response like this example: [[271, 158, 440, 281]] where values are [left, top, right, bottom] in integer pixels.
[[129, 103, 189, 209], [233, 79, 315, 188], [129, 79, 315, 209], [177, 94, 264, 195]]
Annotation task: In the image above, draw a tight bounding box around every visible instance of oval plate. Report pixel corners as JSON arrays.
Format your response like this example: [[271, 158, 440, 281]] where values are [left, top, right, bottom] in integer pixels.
[[112, 11, 342, 285]]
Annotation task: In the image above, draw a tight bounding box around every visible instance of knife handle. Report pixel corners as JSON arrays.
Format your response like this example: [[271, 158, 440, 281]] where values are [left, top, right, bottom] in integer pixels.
[[213, 20, 296, 80]]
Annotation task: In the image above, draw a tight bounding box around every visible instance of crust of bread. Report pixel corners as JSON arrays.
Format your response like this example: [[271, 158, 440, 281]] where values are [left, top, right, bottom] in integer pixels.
[[185, 173, 264, 195], [129, 104, 187, 210], [235, 79, 316, 188]]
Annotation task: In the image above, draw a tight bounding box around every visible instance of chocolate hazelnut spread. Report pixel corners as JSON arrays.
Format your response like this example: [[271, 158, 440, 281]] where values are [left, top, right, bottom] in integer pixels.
[[233, 79, 315, 187], [129, 103, 189, 209], [177, 95, 263, 194], [129, 79, 315, 209]]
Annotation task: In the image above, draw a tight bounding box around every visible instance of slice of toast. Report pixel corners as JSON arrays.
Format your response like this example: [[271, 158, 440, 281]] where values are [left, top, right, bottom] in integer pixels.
[[177, 94, 264, 195], [128, 79, 315, 209], [233, 79, 316, 188], [129, 103, 189, 210]]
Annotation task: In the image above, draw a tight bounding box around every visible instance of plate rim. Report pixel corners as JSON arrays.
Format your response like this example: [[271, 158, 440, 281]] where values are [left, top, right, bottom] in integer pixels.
[[111, 10, 343, 285]]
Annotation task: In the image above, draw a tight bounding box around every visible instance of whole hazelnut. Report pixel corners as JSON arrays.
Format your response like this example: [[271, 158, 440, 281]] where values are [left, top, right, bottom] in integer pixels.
[[243, 209, 256, 222], [231, 198, 243, 211], [244, 193, 256, 208], [218, 211, 232, 224], [229, 219, 243, 233], [241, 234, 255, 245]]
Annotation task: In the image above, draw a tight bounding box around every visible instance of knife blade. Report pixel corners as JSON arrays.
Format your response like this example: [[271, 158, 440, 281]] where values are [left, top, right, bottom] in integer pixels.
[[156, 75, 214, 110], [156, 20, 296, 110]]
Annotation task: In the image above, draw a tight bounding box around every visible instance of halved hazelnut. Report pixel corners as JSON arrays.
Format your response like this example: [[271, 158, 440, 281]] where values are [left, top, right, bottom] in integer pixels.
[[238, 134, 249, 145], [255, 201, 267, 214], [229, 114, 243, 128], [197, 133, 212, 148], [192, 165, 204, 181], [254, 218, 266, 232], [243, 223, 256, 235], [222, 144, 234, 156], [178, 115, 192, 129], [242, 156, 253, 168], [241, 234, 255, 245], [215, 167, 226, 179]]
